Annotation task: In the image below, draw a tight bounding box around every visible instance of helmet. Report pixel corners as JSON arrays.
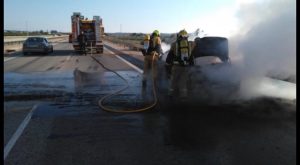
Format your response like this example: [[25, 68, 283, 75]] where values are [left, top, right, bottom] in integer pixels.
[[178, 29, 188, 38], [153, 30, 160, 37], [144, 34, 150, 40]]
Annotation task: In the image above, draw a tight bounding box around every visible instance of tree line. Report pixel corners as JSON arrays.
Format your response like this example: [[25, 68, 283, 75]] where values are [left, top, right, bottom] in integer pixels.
[[4, 30, 62, 36]]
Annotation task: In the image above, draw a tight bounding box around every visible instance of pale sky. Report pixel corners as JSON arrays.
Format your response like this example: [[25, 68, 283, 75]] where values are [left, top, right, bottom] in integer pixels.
[[4, 0, 259, 37]]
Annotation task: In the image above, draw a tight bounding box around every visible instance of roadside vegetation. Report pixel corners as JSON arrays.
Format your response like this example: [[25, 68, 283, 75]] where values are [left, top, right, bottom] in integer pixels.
[[4, 30, 68, 36], [104, 33, 174, 50]]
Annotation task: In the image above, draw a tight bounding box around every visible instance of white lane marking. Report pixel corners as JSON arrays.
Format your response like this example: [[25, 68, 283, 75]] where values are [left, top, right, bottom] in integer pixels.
[[4, 53, 24, 62], [4, 56, 19, 63], [4, 104, 38, 160], [104, 47, 143, 74], [115, 55, 143, 74]]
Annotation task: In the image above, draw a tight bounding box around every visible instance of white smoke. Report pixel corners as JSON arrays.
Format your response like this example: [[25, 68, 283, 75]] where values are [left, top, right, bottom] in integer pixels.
[[161, 42, 171, 62], [200, 0, 296, 100], [234, 0, 296, 77], [188, 28, 202, 41]]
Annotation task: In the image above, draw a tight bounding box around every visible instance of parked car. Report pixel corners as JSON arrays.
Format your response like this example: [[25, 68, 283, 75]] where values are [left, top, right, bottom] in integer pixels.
[[23, 37, 53, 55]]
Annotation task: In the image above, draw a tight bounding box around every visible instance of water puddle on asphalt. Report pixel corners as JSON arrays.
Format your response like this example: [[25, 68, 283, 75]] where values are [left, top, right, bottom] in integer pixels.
[[4, 71, 75, 93], [4, 70, 139, 92], [4, 70, 153, 108]]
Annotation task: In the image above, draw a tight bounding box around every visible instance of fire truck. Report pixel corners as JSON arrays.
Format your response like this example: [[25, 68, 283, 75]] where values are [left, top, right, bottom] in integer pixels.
[[71, 12, 104, 53]]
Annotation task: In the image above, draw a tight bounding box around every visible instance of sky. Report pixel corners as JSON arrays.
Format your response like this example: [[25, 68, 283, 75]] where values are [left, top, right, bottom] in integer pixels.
[[3, 0, 255, 37]]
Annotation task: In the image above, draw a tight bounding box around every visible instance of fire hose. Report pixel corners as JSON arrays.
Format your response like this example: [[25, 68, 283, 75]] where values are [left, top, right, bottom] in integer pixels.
[[90, 51, 158, 113]]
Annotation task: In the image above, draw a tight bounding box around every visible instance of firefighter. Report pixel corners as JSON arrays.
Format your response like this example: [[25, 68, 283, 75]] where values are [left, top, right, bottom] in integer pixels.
[[78, 31, 87, 55], [141, 34, 150, 56], [142, 30, 162, 87], [165, 29, 195, 98]]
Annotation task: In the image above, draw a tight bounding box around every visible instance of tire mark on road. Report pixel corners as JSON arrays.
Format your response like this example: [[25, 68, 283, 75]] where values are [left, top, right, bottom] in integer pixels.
[[8, 56, 45, 72], [46, 66, 55, 71], [93, 65, 99, 71]]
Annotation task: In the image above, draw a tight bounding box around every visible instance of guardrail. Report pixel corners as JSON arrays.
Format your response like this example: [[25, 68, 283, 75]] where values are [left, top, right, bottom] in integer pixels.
[[4, 35, 68, 46], [103, 36, 143, 51]]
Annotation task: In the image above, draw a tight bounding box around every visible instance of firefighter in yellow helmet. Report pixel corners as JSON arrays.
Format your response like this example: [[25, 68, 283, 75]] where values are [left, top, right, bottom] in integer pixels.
[[165, 29, 195, 98], [142, 30, 162, 87], [141, 34, 150, 56]]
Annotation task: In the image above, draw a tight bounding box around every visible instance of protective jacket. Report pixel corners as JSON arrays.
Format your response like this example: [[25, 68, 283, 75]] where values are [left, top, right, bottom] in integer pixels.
[[166, 37, 194, 66], [146, 34, 162, 56]]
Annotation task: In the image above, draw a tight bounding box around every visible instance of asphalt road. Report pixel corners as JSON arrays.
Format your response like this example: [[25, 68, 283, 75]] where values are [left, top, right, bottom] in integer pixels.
[[4, 40, 296, 165]]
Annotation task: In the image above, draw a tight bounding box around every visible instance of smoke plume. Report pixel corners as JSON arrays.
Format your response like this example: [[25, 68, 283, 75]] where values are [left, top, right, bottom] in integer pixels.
[[232, 0, 296, 78], [161, 42, 171, 61], [200, 0, 296, 100]]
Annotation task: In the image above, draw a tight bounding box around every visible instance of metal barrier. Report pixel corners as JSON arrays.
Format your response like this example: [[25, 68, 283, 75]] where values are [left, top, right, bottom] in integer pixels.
[[103, 36, 142, 51], [4, 35, 68, 46]]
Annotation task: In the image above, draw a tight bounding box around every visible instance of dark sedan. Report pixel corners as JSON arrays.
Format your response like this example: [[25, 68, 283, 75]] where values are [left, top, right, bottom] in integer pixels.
[[23, 37, 54, 55]]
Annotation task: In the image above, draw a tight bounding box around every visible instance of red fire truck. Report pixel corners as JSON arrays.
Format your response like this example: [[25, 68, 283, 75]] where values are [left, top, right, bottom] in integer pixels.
[[71, 12, 104, 53]]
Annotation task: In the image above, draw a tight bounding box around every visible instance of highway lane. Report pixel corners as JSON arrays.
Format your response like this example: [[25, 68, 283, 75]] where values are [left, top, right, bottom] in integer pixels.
[[4, 41, 296, 165], [4, 41, 148, 164], [4, 42, 135, 73]]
